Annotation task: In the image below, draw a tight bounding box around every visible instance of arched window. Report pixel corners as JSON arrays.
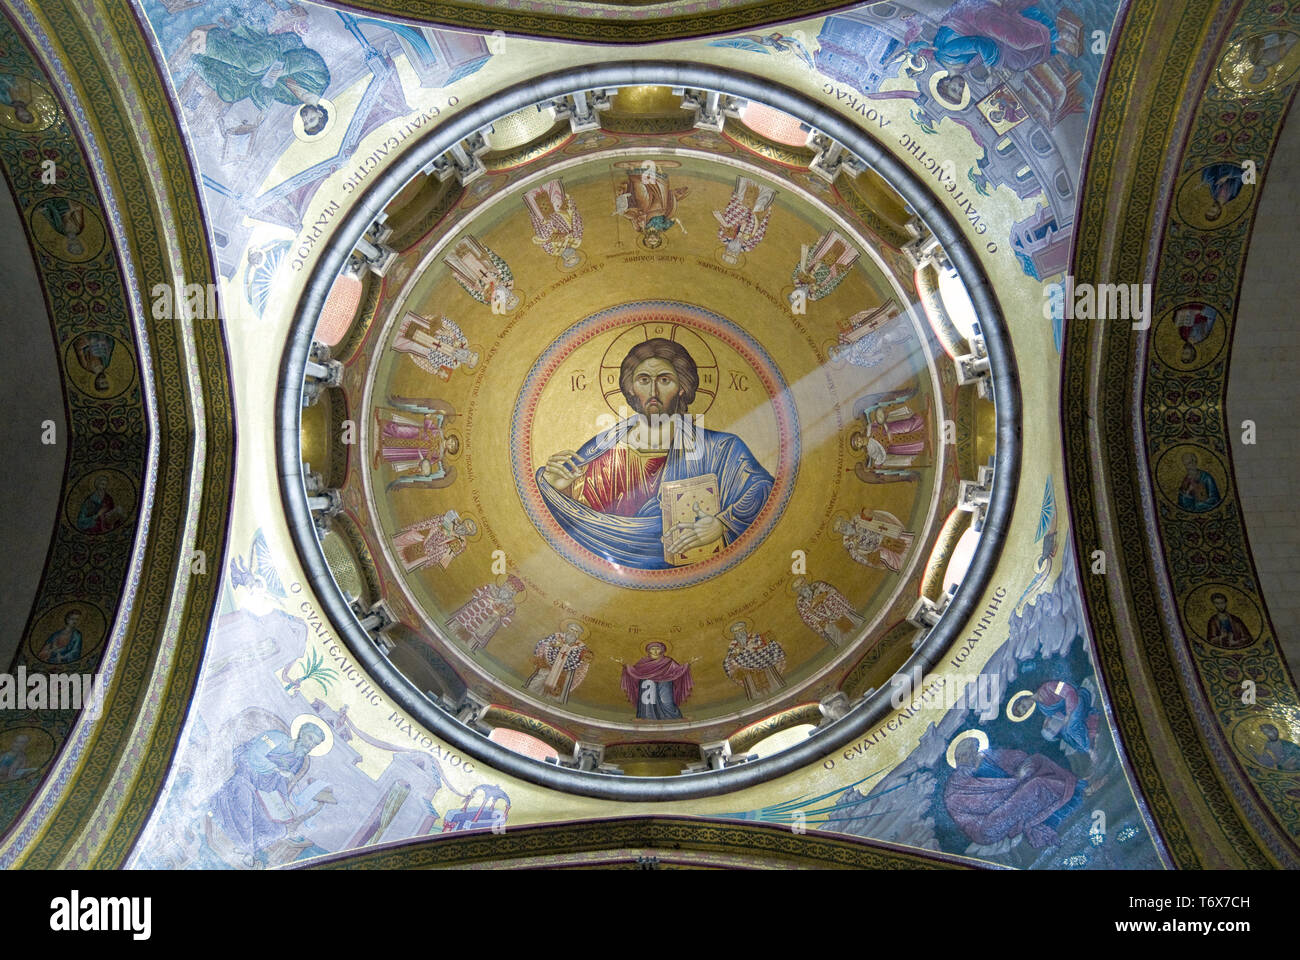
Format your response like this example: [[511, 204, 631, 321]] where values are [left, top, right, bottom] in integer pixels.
[[489, 727, 559, 763], [747, 724, 817, 759], [943, 524, 982, 596], [937, 265, 980, 343], [316, 272, 363, 347]]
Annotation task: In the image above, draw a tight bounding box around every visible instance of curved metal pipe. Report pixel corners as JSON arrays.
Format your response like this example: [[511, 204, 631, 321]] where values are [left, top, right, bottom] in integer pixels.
[[276, 63, 1021, 801]]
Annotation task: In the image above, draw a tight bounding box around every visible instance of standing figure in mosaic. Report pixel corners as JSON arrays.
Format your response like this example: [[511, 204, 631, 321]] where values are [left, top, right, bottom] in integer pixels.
[[722, 621, 787, 701], [617, 642, 696, 720], [523, 621, 592, 703], [525, 179, 583, 268], [390, 509, 476, 573], [849, 386, 929, 484], [714, 176, 775, 265], [790, 230, 859, 305], [391, 312, 479, 379], [827, 302, 909, 369], [444, 235, 518, 311], [793, 577, 864, 647], [447, 575, 526, 652], [614, 162, 690, 248], [833, 509, 915, 573], [373, 397, 460, 491]]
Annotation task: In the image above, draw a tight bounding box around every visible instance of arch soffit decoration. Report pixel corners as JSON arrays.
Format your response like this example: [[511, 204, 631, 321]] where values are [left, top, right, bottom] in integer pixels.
[[302, 815, 971, 869], [329, 0, 865, 44], [0, 0, 233, 870], [1067, 0, 1300, 868]]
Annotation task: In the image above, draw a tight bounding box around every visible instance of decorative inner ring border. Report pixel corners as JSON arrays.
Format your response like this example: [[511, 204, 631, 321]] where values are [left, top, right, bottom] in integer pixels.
[[510, 299, 800, 590]]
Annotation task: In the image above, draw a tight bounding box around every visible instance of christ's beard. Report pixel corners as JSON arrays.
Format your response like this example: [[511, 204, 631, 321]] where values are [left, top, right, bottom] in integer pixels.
[[629, 396, 688, 417]]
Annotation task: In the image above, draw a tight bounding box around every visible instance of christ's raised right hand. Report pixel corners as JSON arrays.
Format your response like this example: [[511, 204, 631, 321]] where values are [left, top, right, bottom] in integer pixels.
[[542, 451, 584, 494]]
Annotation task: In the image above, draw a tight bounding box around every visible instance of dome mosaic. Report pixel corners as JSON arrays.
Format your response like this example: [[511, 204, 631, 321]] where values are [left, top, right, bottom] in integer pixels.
[[292, 83, 1006, 780]]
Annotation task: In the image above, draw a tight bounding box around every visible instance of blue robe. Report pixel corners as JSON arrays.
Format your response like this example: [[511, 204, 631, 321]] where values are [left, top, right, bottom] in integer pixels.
[[536, 418, 773, 571], [1039, 685, 1094, 753], [909, 6, 1058, 72], [207, 730, 306, 860], [41, 626, 82, 664], [1178, 469, 1221, 512]]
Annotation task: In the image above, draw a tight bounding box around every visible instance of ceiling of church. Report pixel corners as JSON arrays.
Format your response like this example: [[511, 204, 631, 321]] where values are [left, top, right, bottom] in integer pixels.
[[2, 0, 1298, 873], [315, 118, 991, 754]]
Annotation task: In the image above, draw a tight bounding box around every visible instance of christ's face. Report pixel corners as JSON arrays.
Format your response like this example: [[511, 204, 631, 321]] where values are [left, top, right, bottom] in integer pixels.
[[629, 358, 681, 417]]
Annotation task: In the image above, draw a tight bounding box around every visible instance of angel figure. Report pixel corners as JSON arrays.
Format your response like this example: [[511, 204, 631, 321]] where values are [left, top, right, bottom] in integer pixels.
[[229, 527, 288, 616]]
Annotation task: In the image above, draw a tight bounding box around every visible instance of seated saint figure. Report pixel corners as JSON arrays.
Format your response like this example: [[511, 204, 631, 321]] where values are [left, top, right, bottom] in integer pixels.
[[1252, 723, 1300, 771], [537, 338, 773, 570], [944, 734, 1085, 855], [1177, 452, 1221, 512], [39, 610, 84, 664]]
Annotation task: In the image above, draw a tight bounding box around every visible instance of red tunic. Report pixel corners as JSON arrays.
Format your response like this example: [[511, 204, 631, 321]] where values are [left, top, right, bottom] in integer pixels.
[[573, 446, 667, 516]]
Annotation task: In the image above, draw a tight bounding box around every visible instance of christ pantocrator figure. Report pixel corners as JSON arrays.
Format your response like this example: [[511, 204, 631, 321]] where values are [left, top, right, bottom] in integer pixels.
[[537, 338, 773, 570]]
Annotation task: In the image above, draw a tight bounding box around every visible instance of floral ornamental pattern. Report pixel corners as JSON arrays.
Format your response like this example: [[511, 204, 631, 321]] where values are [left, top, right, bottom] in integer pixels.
[[1142, 0, 1300, 840], [0, 10, 148, 834]]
